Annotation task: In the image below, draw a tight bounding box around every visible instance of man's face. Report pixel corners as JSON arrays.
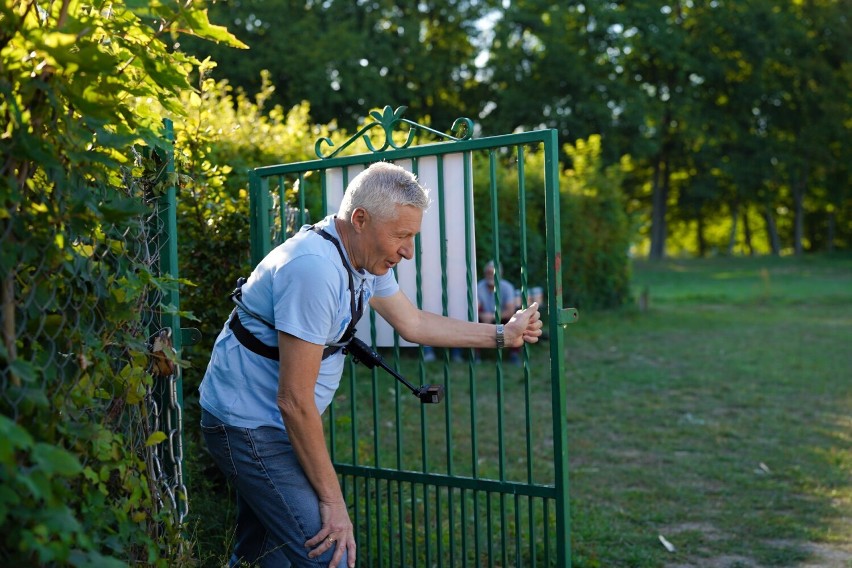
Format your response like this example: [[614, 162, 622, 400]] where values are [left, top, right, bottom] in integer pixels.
[[358, 205, 423, 275]]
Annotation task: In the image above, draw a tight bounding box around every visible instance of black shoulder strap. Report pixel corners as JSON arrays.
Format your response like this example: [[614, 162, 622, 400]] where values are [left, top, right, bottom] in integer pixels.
[[229, 222, 363, 361], [310, 225, 364, 357]]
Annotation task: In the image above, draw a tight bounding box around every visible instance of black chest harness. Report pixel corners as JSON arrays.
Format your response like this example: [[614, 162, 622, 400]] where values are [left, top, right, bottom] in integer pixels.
[[226, 224, 445, 405], [228, 225, 364, 361]]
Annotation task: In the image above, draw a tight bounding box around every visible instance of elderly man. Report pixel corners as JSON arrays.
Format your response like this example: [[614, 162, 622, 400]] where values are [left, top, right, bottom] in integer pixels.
[[199, 162, 542, 568]]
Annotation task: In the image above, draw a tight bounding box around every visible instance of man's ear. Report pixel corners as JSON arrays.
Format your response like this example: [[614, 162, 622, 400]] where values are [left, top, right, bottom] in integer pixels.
[[351, 207, 369, 232]]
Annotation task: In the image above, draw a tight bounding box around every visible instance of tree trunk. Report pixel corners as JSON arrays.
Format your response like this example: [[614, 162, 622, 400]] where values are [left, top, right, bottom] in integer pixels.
[[2, 270, 18, 387], [660, 151, 671, 253], [827, 210, 836, 253], [743, 206, 754, 256], [650, 104, 673, 260], [649, 153, 667, 260], [792, 168, 807, 255], [696, 208, 707, 257], [727, 201, 739, 255], [763, 206, 781, 256]]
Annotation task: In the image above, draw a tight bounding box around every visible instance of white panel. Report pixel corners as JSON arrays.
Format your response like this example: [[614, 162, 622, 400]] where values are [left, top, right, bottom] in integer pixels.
[[334, 155, 477, 347], [323, 165, 366, 217]]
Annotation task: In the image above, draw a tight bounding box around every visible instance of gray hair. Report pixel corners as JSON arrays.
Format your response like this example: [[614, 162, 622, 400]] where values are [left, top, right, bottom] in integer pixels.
[[337, 162, 430, 221]]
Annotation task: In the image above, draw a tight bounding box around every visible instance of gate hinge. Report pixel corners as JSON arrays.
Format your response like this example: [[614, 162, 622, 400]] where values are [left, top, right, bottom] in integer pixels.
[[558, 308, 579, 326]]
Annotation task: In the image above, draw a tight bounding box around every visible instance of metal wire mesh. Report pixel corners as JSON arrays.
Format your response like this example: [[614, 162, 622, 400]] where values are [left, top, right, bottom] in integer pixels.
[[0, 145, 187, 560]]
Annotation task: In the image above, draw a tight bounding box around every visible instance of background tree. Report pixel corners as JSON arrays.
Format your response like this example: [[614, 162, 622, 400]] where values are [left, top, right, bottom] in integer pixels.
[[761, 0, 850, 254], [181, 0, 850, 259], [482, 2, 614, 143], [180, 0, 493, 132]]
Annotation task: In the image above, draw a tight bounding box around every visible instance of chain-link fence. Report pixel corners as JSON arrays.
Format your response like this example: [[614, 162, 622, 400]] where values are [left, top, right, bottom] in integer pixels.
[[0, 136, 188, 564]]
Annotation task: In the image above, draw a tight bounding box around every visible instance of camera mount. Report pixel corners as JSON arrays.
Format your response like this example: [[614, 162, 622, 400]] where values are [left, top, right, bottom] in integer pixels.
[[344, 337, 445, 404]]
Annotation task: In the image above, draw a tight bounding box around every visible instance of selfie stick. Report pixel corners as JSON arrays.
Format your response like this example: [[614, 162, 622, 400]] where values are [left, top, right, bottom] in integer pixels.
[[345, 337, 445, 404]]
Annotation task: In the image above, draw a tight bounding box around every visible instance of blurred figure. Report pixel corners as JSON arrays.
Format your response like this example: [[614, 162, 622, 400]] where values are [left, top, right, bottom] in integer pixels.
[[477, 260, 517, 324], [477, 260, 521, 364], [447, 260, 521, 364]]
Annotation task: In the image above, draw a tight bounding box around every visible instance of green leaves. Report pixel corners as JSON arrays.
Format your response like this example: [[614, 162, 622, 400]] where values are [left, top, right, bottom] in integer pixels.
[[0, 415, 33, 465], [177, 0, 489, 132], [96, 195, 148, 223], [174, 8, 249, 48], [1, 0, 248, 564], [145, 432, 168, 447], [31, 443, 83, 477]]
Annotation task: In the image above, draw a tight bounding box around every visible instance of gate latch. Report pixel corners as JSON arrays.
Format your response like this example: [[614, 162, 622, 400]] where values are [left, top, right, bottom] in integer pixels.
[[558, 308, 579, 327]]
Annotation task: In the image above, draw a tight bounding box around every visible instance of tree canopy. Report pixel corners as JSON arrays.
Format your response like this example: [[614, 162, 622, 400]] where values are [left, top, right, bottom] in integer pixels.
[[183, 0, 850, 257]]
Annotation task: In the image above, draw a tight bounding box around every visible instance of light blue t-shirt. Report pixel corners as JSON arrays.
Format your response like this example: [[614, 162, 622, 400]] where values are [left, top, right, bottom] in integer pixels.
[[477, 277, 516, 317], [199, 215, 399, 430]]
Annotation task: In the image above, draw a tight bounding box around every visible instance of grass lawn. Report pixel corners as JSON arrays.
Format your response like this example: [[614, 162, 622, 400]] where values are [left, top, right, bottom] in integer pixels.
[[566, 254, 852, 567], [186, 253, 851, 567]]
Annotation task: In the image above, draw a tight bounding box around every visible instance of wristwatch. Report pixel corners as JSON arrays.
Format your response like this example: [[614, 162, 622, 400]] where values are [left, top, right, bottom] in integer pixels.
[[496, 324, 505, 349]]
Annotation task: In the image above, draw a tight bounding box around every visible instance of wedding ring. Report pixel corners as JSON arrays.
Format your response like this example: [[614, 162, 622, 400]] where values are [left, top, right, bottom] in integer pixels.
[[327, 536, 335, 544]]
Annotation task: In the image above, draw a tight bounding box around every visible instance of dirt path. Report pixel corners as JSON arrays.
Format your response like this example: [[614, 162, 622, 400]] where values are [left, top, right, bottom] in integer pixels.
[[664, 539, 852, 567]]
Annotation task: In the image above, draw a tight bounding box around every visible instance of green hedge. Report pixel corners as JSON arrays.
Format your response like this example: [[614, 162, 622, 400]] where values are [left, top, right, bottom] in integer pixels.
[[0, 2, 242, 564]]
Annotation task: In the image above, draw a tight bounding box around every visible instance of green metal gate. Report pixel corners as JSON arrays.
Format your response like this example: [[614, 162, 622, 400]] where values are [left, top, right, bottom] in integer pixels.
[[249, 107, 574, 567]]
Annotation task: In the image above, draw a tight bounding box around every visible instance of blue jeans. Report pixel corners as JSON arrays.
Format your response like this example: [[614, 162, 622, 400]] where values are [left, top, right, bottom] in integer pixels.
[[201, 410, 349, 567]]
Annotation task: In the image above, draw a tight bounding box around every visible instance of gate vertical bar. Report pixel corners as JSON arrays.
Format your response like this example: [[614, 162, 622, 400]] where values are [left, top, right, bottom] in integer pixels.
[[370, 315, 380, 568], [487, 149, 510, 568], [461, 150, 478, 567], [544, 128, 571, 565], [517, 144, 539, 567], [435, 154, 456, 566]]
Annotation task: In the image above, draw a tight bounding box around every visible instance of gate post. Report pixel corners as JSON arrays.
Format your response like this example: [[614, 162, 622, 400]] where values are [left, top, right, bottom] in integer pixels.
[[152, 118, 189, 524]]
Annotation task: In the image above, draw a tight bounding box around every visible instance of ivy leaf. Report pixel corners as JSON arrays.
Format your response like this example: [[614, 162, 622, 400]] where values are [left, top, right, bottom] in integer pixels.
[[8, 359, 37, 384], [68, 549, 127, 568], [31, 443, 83, 477], [0, 484, 21, 519], [0, 415, 34, 465], [41, 507, 81, 534], [97, 197, 147, 223], [145, 432, 167, 447]]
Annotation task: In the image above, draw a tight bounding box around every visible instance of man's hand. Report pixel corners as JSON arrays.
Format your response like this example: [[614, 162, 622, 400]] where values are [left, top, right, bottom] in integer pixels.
[[505, 302, 543, 347], [305, 499, 356, 567]]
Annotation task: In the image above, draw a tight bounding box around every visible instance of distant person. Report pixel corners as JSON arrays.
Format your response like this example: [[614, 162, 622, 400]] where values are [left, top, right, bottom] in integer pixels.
[[477, 260, 518, 324], [441, 260, 521, 364], [476, 260, 521, 364]]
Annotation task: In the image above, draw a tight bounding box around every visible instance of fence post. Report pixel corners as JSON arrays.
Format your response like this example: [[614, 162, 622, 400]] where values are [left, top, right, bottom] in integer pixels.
[[153, 118, 189, 524]]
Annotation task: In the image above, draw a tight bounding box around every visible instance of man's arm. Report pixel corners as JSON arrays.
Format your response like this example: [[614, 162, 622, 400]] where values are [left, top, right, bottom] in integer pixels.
[[370, 290, 541, 348], [276, 332, 355, 567]]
